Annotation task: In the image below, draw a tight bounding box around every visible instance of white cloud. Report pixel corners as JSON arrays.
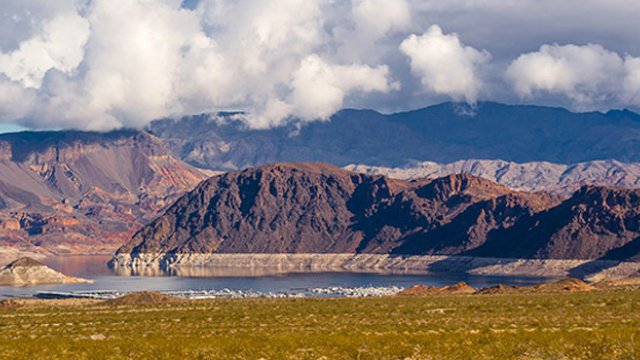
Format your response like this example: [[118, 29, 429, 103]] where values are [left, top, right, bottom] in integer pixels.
[[622, 57, 640, 104], [506, 44, 640, 109], [0, 0, 399, 130], [352, 0, 411, 40], [0, 11, 89, 88], [0, 77, 35, 120], [399, 25, 490, 103], [289, 55, 398, 122], [1, 0, 640, 131]]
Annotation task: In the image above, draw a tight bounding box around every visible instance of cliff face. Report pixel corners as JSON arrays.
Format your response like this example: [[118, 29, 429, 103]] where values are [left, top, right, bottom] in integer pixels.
[[120, 163, 626, 260], [0, 130, 207, 255]]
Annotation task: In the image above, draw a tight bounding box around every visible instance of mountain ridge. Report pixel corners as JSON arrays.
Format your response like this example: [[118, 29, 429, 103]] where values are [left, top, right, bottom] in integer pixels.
[[346, 159, 640, 195], [147, 101, 640, 170], [114, 162, 640, 262], [0, 129, 208, 256]]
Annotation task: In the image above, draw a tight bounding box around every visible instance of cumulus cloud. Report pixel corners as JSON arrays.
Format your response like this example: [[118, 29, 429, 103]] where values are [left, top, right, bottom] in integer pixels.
[[0, 0, 399, 130], [506, 44, 640, 109], [400, 25, 490, 103], [1, 0, 640, 131], [289, 55, 398, 122], [351, 0, 411, 41]]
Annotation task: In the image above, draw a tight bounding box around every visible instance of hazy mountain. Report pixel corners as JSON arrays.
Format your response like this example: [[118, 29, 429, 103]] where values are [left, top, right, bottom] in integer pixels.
[[147, 102, 640, 171], [347, 159, 640, 195], [0, 130, 207, 256]]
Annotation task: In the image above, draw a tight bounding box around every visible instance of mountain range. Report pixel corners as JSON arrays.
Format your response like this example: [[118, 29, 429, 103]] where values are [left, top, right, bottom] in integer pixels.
[[116, 162, 640, 262], [147, 102, 640, 170], [347, 160, 640, 195], [2, 101, 640, 262]]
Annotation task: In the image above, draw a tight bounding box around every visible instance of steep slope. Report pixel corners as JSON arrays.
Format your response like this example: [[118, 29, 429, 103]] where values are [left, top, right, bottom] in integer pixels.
[[116, 163, 560, 257], [147, 102, 640, 171], [347, 159, 640, 195], [117, 163, 403, 254], [470, 186, 640, 260], [0, 130, 207, 256]]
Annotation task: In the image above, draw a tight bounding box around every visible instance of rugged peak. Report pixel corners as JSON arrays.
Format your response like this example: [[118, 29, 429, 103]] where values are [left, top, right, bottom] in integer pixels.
[[255, 162, 356, 178], [416, 173, 511, 201], [571, 185, 640, 207]]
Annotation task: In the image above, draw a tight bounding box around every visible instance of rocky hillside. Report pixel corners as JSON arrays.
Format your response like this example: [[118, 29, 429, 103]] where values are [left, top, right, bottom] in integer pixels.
[[469, 186, 640, 261], [116, 162, 640, 261], [0, 130, 207, 256], [347, 159, 640, 195], [147, 102, 640, 170]]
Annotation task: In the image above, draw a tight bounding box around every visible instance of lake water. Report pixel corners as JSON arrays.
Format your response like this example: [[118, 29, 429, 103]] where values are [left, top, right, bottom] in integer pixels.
[[0, 255, 553, 299]]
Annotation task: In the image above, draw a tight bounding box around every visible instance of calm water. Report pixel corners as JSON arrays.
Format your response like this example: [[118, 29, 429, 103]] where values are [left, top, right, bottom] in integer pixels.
[[0, 255, 552, 299]]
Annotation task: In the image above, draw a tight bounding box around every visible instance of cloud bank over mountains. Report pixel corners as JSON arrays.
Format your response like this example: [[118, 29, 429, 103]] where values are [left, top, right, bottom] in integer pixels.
[[0, 0, 639, 130]]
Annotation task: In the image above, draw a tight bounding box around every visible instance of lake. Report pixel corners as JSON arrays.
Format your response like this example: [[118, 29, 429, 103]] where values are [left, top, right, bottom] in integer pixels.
[[0, 255, 553, 299]]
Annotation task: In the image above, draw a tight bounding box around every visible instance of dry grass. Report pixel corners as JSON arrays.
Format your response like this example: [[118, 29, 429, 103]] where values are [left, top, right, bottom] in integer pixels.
[[0, 289, 638, 359]]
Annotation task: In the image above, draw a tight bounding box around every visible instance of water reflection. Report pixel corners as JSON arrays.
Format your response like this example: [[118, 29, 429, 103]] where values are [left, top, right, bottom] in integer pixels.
[[40, 255, 115, 277], [112, 265, 442, 277]]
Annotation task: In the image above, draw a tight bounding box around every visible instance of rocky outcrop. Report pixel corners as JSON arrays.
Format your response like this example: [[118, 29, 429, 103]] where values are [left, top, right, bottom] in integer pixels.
[[0, 257, 92, 286], [0, 130, 207, 255]]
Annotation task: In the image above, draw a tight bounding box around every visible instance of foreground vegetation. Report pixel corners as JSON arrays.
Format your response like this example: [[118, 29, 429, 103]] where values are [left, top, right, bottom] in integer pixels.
[[0, 290, 639, 359]]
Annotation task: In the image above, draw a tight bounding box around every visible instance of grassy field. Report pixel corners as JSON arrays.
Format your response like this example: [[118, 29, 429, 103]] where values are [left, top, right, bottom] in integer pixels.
[[0, 290, 639, 359]]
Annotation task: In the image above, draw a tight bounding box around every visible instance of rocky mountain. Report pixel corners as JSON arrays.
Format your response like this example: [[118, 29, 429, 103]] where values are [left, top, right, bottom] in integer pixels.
[[0, 130, 207, 256], [116, 162, 640, 262], [468, 186, 640, 261], [347, 159, 640, 195], [147, 102, 640, 171]]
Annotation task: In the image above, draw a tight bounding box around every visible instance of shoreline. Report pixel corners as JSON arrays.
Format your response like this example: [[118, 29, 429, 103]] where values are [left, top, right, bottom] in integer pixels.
[[109, 253, 640, 281]]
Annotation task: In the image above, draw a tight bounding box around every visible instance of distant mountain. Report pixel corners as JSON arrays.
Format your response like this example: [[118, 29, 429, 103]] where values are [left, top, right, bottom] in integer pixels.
[[147, 102, 640, 170], [347, 159, 640, 195], [0, 130, 207, 256], [116, 162, 640, 261]]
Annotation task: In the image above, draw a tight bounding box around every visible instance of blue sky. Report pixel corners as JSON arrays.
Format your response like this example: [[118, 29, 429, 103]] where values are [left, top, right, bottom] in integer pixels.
[[0, 123, 27, 134]]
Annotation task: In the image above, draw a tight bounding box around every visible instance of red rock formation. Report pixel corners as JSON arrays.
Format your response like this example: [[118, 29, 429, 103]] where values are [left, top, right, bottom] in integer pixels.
[[117, 162, 640, 261], [0, 130, 207, 255]]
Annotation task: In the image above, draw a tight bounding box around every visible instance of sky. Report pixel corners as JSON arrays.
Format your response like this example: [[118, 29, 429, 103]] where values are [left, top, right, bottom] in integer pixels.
[[0, 0, 639, 131]]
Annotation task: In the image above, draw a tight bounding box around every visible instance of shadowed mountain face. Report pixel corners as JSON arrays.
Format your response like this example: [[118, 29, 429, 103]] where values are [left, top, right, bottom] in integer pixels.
[[117, 163, 640, 261], [0, 130, 207, 255], [469, 186, 640, 260], [147, 102, 640, 171]]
